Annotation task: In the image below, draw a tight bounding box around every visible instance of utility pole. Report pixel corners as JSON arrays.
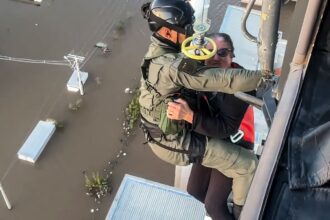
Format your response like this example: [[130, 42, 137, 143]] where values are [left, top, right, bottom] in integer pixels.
[[0, 182, 12, 210], [64, 54, 87, 96]]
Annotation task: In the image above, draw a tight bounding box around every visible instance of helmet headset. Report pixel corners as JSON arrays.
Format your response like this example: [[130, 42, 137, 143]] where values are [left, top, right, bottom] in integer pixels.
[[141, 0, 195, 47]]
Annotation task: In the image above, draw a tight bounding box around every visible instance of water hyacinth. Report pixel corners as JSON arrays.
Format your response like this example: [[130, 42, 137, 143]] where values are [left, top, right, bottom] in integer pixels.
[[84, 172, 111, 201], [83, 87, 139, 208], [68, 98, 83, 111], [124, 89, 141, 133], [46, 118, 64, 128]]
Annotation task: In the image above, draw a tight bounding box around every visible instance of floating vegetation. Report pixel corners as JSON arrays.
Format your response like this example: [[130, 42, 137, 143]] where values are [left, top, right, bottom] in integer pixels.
[[112, 15, 132, 40], [123, 89, 141, 135], [83, 85, 139, 209], [115, 20, 125, 32], [45, 118, 64, 128], [84, 171, 111, 201], [83, 148, 127, 204], [68, 98, 83, 111], [95, 76, 102, 85]]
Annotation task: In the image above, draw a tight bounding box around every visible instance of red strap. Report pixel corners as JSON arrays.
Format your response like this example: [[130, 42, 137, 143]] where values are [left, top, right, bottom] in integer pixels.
[[239, 106, 255, 143], [231, 62, 255, 143]]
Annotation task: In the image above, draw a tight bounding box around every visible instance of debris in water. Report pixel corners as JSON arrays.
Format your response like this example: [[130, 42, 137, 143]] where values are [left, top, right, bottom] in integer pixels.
[[95, 76, 102, 85], [76, 98, 83, 107], [83, 87, 140, 210], [45, 118, 64, 129], [84, 172, 110, 202], [94, 42, 111, 54], [68, 98, 83, 111], [95, 42, 107, 48]]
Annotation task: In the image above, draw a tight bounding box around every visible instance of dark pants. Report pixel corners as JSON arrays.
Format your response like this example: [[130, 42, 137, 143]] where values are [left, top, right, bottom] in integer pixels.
[[187, 164, 234, 220]]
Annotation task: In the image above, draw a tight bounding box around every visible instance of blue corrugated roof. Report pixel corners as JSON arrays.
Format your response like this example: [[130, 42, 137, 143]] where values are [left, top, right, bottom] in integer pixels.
[[106, 174, 206, 220], [17, 120, 56, 163]]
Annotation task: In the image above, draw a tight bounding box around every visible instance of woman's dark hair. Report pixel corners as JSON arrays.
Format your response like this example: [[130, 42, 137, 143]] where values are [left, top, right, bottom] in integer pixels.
[[206, 32, 235, 57]]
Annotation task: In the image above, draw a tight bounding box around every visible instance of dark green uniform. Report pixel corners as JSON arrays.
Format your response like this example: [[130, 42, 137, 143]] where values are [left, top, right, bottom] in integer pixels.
[[139, 37, 261, 205]]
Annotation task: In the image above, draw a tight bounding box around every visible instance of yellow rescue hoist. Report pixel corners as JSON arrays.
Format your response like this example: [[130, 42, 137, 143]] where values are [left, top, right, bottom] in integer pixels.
[[181, 0, 216, 60]]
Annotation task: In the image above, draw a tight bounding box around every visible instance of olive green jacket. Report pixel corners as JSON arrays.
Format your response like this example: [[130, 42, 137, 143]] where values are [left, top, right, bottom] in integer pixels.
[[139, 37, 262, 124]]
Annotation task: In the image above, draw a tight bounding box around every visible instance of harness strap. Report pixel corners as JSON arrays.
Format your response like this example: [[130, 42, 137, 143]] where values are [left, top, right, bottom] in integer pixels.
[[139, 117, 189, 154], [147, 135, 189, 154], [141, 58, 150, 81], [141, 58, 162, 98]]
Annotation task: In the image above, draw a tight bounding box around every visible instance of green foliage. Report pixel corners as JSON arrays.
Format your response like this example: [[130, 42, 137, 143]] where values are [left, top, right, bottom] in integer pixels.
[[125, 89, 141, 131], [84, 172, 110, 199], [68, 98, 83, 111], [45, 118, 64, 128], [116, 20, 125, 32]]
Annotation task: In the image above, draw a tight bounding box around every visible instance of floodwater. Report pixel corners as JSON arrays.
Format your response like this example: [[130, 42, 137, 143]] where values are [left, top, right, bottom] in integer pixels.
[[0, 0, 240, 219]]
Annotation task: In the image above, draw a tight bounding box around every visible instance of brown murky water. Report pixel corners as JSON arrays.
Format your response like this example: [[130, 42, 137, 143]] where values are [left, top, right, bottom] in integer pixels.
[[0, 0, 241, 219]]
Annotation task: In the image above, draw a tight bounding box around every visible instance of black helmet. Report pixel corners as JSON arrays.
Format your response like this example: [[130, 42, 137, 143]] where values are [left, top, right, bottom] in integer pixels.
[[141, 0, 195, 36]]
